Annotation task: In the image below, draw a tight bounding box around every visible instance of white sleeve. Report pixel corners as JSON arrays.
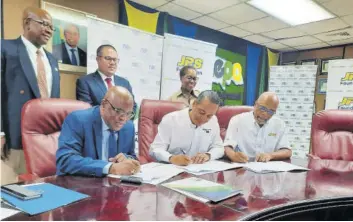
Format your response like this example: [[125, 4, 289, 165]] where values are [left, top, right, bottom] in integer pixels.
[[223, 115, 240, 149], [149, 115, 173, 162], [207, 118, 225, 160], [275, 121, 291, 151]]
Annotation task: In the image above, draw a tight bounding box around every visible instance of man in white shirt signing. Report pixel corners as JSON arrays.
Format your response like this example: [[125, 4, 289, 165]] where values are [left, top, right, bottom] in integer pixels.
[[150, 90, 224, 166], [224, 92, 292, 163]]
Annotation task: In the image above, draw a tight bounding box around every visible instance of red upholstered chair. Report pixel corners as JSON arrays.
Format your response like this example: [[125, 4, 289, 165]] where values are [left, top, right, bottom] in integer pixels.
[[138, 99, 185, 163], [310, 109, 353, 161], [216, 106, 253, 140], [20, 99, 91, 181]]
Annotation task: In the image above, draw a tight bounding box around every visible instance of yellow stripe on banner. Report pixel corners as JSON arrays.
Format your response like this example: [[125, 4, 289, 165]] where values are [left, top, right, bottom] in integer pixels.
[[125, 0, 159, 33], [60, 27, 65, 41], [267, 48, 279, 67]]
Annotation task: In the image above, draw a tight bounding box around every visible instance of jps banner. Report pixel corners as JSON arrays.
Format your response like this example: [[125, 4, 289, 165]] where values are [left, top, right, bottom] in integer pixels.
[[326, 59, 353, 110], [269, 65, 317, 159], [160, 33, 217, 100]]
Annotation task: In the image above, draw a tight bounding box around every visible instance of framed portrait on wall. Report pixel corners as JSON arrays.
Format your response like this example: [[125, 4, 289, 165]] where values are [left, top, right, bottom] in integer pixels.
[[320, 57, 342, 75], [301, 59, 317, 65], [317, 78, 327, 94], [42, 1, 96, 74], [282, 61, 297, 66]]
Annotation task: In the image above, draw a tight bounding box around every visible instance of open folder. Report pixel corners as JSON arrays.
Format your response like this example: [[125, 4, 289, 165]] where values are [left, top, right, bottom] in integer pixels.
[[162, 177, 242, 203], [1, 183, 89, 215]]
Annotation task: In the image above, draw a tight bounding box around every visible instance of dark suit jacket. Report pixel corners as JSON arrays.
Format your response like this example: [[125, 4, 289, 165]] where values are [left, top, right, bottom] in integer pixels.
[[52, 42, 87, 66], [76, 71, 137, 114], [56, 106, 136, 177], [1, 37, 60, 149]]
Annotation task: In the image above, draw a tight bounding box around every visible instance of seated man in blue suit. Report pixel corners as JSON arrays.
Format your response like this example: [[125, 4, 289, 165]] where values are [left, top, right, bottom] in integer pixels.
[[76, 44, 137, 115], [56, 86, 140, 177]]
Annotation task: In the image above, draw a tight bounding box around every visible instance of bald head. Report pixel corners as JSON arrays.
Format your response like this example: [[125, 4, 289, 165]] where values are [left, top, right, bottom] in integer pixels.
[[103, 86, 133, 105], [64, 24, 80, 47], [257, 92, 279, 110], [22, 7, 53, 48]]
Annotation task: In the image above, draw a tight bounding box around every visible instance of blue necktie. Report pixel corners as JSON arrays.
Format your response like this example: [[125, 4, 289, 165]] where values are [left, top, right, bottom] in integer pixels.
[[108, 130, 118, 159], [70, 48, 78, 65]]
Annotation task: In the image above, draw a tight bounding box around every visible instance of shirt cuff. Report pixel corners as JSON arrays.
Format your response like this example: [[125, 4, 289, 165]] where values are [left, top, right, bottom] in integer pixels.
[[223, 140, 237, 149], [103, 162, 113, 175], [156, 151, 173, 163]]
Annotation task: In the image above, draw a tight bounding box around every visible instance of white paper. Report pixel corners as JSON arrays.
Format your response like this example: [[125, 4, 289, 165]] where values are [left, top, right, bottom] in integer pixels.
[[1, 204, 20, 220], [176, 160, 244, 174], [108, 162, 184, 185], [244, 161, 309, 173]]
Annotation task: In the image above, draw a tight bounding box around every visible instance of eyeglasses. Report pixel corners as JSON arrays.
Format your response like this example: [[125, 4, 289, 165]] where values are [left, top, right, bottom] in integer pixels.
[[27, 18, 55, 31], [105, 99, 134, 119], [185, 76, 198, 81], [99, 56, 120, 63], [257, 105, 276, 116]]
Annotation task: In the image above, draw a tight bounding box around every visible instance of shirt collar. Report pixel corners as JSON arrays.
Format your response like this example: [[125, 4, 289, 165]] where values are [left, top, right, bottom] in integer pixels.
[[64, 42, 78, 51], [182, 108, 199, 129], [101, 117, 110, 132], [98, 70, 114, 82], [21, 35, 44, 56], [176, 88, 197, 98]]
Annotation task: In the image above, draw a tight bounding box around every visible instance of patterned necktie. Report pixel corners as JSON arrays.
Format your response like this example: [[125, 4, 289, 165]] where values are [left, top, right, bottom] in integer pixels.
[[105, 77, 113, 89], [70, 48, 78, 65], [36, 50, 49, 98], [108, 130, 118, 159]]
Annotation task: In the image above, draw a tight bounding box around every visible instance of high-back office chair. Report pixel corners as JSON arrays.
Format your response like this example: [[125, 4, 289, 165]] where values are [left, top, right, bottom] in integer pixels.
[[138, 99, 185, 163], [310, 109, 353, 160], [20, 99, 91, 180], [216, 106, 253, 140]]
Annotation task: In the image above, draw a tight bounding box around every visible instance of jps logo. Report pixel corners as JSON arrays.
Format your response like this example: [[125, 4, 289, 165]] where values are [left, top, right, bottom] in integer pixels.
[[177, 56, 203, 69], [338, 97, 353, 110], [203, 128, 211, 133], [268, 133, 277, 137], [340, 72, 353, 85]]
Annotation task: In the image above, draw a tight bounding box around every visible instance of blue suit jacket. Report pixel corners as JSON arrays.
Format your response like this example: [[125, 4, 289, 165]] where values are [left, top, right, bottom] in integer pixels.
[[56, 106, 136, 177], [1, 37, 60, 149], [76, 71, 137, 114]]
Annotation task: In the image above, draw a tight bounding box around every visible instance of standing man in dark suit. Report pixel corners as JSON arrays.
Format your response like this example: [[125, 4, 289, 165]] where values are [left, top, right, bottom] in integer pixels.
[[1, 7, 60, 179], [52, 24, 87, 66], [76, 44, 137, 114]]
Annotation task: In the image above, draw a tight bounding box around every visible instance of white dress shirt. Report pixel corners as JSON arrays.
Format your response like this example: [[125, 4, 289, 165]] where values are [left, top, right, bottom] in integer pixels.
[[224, 111, 290, 158], [98, 71, 115, 89], [21, 36, 53, 96], [64, 42, 80, 66], [149, 108, 225, 162]]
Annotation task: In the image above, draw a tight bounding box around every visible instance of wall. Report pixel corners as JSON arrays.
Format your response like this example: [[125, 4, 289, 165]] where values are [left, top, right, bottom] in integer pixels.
[[3, 0, 119, 99], [280, 44, 353, 112]]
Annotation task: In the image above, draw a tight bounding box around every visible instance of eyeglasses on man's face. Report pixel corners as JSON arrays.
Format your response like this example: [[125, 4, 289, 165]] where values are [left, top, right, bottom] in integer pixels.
[[185, 75, 198, 81], [27, 18, 55, 31], [257, 104, 276, 116], [99, 56, 120, 64], [105, 99, 134, 119]]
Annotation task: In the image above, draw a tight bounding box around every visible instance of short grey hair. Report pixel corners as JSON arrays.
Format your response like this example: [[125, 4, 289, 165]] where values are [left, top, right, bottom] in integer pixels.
[[195, 90, 221, 106], [64, 24, 79, 34]]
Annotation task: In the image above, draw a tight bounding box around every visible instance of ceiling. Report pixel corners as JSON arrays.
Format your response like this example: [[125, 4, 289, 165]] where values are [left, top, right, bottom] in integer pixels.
[[129, 0, 353, 52]]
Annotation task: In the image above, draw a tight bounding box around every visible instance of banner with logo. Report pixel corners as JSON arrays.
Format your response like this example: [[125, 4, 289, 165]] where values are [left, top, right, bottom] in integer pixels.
[[269, 66, 317, 159], [212, 48, 245, 105], [160, 33, 217, 100], [87, 17, 164, 153], [326, 59, 353, 110]]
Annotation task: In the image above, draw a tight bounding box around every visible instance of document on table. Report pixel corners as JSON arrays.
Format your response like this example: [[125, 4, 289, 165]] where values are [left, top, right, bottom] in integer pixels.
[[176, 160, 244, 175], [163, 177, 242, 203], [243, 161, 309, 173], [1, 203, 20, 220], [108, 162, 185, 185]]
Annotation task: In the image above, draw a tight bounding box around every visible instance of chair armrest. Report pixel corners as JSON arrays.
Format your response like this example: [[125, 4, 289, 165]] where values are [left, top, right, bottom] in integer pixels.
[[18, 173, 40, 182]]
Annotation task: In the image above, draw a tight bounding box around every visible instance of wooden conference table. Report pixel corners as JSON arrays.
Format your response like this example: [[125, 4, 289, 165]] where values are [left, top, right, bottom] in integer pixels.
[[6, 158, 353, 221]]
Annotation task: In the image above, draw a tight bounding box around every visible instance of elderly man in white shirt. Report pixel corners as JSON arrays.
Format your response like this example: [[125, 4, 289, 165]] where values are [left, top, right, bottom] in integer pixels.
[[150, 90, 224, 166], [224, 92, 292, 163]]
